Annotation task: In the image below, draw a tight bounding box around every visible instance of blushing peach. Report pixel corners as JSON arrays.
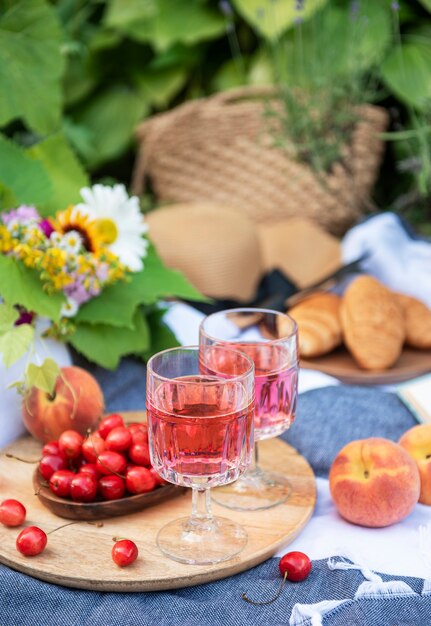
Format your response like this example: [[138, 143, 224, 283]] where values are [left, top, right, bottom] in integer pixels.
[[22, 366, 104, 442], [399, 424, 431, 505], [329, 437, 420, 527]]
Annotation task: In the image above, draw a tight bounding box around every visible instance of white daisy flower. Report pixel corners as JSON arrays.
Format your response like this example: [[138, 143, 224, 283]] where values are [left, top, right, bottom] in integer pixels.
[[50, 232, 63, 246], [75, 184, 149, 272], [62, 230, 83, 254], [60, 297, 79, 318]]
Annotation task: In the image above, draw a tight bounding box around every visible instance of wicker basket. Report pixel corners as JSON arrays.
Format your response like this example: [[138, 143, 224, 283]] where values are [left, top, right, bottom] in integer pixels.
[[132, 86, 388, 236]]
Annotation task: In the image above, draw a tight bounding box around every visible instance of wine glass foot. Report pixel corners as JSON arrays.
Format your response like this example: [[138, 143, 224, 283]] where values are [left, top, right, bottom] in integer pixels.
[[211, 469, 291, 511], [156, 516, 248, 565]]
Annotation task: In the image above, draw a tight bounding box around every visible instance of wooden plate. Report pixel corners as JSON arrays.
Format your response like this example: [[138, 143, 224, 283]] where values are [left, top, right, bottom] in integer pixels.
[[33, 469, 183, 521], [301, 346, 431, 385], [0, 429, 316, 592]]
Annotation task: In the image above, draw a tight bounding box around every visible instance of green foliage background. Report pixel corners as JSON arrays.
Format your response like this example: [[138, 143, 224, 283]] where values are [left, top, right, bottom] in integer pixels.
[[0, 0, 430, 225]]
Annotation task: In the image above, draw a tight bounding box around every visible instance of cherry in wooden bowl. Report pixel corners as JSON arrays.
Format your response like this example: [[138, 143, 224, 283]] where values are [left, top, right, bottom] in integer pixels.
[[33, 469, 185, 521]]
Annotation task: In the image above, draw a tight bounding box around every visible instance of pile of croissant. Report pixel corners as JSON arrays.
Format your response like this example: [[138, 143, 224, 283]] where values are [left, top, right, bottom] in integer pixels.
[[286, 275, 431, 371]]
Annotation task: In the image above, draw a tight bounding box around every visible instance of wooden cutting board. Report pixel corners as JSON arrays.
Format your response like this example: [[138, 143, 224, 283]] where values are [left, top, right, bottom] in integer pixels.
[[0, 415, 316, 592]]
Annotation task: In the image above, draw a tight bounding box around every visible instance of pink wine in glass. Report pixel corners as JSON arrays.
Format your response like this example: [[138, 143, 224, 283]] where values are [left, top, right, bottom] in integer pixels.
[[147, 376, 254, 489], [202, 342, 298, 440]]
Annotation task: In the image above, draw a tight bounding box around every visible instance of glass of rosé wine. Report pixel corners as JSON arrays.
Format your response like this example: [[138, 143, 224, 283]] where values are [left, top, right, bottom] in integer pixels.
[[199, 308, 298, 511], [146, 345, 255, 565]]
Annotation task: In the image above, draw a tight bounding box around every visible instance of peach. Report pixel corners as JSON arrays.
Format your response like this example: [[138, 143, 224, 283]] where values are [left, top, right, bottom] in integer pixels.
[[22, 366, 104, 443], [399, 424, 431, 505], [329, 437, 420, 527]]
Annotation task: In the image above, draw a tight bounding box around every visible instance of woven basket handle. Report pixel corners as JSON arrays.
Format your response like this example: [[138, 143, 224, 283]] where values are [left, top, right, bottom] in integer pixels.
[[207, 85, 278, 107]]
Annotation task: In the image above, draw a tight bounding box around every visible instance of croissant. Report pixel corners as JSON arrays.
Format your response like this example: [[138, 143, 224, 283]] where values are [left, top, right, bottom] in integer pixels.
[[287, 292, 342, 357], [341, 276, 405, 371], [394, 293, 431, 349]]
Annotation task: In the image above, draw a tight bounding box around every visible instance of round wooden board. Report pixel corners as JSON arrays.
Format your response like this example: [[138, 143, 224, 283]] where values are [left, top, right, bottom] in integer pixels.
[[0, 416, 315, 592], [301, 346, 431, 385]]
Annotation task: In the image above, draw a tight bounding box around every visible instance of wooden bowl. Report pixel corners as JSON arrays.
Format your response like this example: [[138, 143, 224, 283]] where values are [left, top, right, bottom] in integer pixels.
[[33, 470, 186, 521]]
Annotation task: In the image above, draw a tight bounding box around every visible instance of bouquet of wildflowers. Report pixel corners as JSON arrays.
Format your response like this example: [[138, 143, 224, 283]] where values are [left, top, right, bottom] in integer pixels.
[[0, 184, 201, 377]]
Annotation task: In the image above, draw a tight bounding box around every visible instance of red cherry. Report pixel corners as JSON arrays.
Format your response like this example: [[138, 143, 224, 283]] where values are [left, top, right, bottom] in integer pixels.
[[126, 466, 156, 494], [49, 470, 76, 498], [128, 442, 151, 467], [58, 430, 84, 460], [128, 423, 148, 445], [105, 426, 132, 453], [112, 539, 138, 567], [242, 551, 311, 605], [70, 474, 97, 502], [98, 475, 126, 501], [99, 414, 124, 439], [96, 451, 127, 476], [82, 433, 106, 463], [79, 463, 100, 481], [0, 499, 26, 527], [279, 551, 312, 582], [16, 526, 47, 556], [149, 467, 166, 486], [39, 454, 67, 481], [42, 441, 63, 457]]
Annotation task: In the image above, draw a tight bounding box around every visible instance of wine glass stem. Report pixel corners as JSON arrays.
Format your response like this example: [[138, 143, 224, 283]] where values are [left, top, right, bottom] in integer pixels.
[[191, 487, 214, 530], [246, 441, 261, 477]]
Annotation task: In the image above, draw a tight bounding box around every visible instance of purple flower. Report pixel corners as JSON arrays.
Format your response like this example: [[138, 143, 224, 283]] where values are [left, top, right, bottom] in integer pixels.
[[391, 1, 400, 10], [2, 205, 39, 225], [350, 1, 360, 18], [15, 309, 34, 326], [64, 281, 92, 305], [38, 219, 55, 238], [218, 0, 233, 17]]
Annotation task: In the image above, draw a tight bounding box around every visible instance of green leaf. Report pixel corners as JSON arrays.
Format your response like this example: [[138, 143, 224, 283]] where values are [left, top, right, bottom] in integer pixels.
[[26, 357, 60, 393], [0, 134, 52, 207], [232, 0, 327, 40], [380, 43, 431, 110], [104, 0, 157, 29], [72, 86, 148, 168], [141, 307, 179, 360], [111, 0, 225, 51], [0, 255, 65, 321], [26, 133, 89, 216], [211, 59, 247, 93], [0, 324, 34, 367], [0, 0, 64, 132], [137, 66, 188, 108], [417, 0, 431, 12], [74, 277, 139, 328], [75, 245, 204, 328], [0, 302, 19, 333], [69, 310, 150, 369], [128, 244, 205, 306]]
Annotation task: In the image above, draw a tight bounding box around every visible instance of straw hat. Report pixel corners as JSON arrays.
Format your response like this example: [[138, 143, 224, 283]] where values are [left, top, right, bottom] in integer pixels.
[[147, 203, 341, 300], [146, 203, 263, 302]]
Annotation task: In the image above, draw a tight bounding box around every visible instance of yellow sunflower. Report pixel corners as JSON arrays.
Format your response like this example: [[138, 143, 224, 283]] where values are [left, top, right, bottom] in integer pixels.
[[52, 206, 103, 253]]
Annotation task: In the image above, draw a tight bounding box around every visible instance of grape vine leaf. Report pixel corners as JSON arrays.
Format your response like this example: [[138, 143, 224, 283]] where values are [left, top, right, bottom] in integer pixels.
[[0, 324, 34, 368], [69, 310, 150, 370], [0, 134, 52, 207], [0, 255, 65, 321], [0, 0, 64, 133], [26, 358, 60, 394], [0, 302, 19, 333]]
